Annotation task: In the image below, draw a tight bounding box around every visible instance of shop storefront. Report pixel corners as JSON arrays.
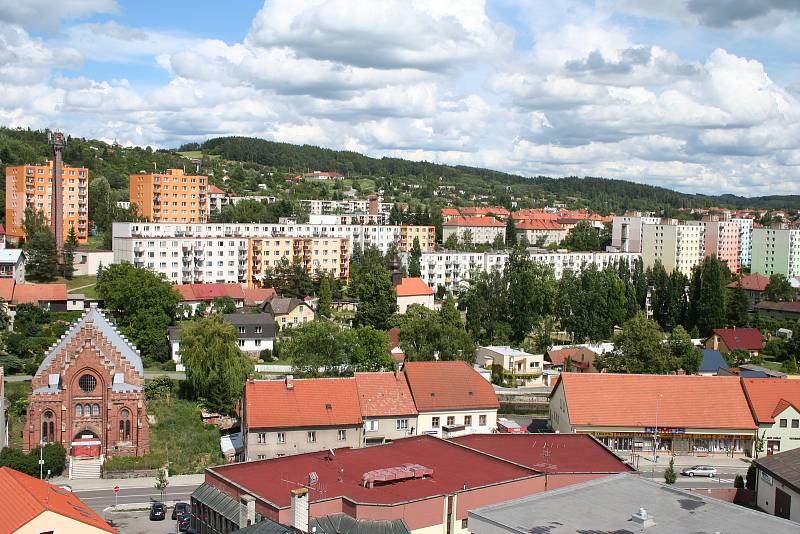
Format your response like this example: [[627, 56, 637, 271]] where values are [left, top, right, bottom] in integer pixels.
[[589, 427, 754, 457]]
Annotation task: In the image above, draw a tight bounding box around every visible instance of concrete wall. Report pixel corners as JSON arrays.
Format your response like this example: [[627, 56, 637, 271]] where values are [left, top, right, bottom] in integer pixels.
[[244, 425, 362, 460], [397, 294, 435, 314], [416, 409, 497, 437], [362, 415, 419, 443], [548, 380, 572, 434], [759, 405, 800, 455], [756, 466, 800, 522], [74, 250, 115, 277]]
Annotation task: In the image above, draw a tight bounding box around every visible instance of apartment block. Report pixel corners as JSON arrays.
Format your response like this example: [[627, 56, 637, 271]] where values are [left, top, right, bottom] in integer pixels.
[[299, 198, 393, 215], [692, 218, 742, 274], [443, 216, 505, 244], [130, 169, 208, 223], [752, 226, 800, 278], [408, 249, 640, 294], [4, 161, 88, 243], [641, 220, 704, 277], [112, 221, 433, 284], [610, 215, 660, 252], [733, 218, 754, 266]]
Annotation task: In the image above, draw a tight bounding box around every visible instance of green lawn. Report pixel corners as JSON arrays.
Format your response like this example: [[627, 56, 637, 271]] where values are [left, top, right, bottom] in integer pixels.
[[64, 274, 99, 299], [177, 151, 203, 158], [78, 234, 106, 250], [4, 381, 32, 450], [104, 398, 224, 475], [760, 359, 792, 373]]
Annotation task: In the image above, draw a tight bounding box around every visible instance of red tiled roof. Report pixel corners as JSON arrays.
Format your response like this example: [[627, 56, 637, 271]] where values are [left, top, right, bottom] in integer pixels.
[[727, 273, 770, 292], [712, 328, 763, 351], [245, 377, 362, 429], [443, 215, 504, 228], [403, 361, 499, 412], [555, 373, 757, 429], [450, 433, 634, 473], [441, 208, 460, 217], [208, 435, 536, 507], [243, 287, 276, 305], [355, 372, 418, 417], [742, 378, 800, 424], [756, 301, 800, 313], [515, 220, 565, 231], [0, 278, 14, 301], [547, 347, 596, 370], [395, 277, 434, 297], [461, 206, 510, 218], [387, 327, 401, 348], [175, 283, 246, 302], [0, 467, 116, 533], [12, 283, 67, 304], [208, 184, 225, 194]]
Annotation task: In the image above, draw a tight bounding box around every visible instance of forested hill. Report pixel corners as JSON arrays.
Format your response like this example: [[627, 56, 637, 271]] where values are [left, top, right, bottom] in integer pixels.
[[192, 136, 800, 213], [1, 127, 798, 217]]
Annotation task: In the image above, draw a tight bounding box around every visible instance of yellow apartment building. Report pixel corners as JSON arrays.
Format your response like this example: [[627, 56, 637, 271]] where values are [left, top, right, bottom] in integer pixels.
[[130, 168, 208, 223]]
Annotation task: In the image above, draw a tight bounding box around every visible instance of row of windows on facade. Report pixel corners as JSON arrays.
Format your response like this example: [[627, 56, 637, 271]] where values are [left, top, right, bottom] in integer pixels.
[[255, 419, 413, 445], [431, 414, 486, 428], [24, 169, 86, 177], [142, 250, 340, 258], [39, 409, 132, 443], [779, 418, 800, 428]]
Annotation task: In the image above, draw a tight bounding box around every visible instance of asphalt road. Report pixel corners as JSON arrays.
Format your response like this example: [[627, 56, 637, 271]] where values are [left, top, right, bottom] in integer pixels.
[[75, 483, 200, 513], [640, 467, 749, 488]]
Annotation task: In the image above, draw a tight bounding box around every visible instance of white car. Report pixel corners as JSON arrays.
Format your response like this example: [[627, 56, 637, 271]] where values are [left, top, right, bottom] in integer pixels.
[[680, 465, 717, 477]]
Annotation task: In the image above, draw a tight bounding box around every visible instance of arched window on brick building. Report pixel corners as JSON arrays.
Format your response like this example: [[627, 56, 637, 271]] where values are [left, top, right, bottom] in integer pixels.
[[119, 408, 131, 441], [92, 404, 100, 417], [75, 404, 83, 417], [41, 411, 55, 443]]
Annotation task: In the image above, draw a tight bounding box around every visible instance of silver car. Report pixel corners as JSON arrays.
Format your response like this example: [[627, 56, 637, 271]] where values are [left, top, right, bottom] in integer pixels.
[[680, 465, 717, 477]]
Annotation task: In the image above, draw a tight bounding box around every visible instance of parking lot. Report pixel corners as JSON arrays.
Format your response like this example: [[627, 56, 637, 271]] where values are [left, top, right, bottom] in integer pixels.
[[105, 510, 185, 534]]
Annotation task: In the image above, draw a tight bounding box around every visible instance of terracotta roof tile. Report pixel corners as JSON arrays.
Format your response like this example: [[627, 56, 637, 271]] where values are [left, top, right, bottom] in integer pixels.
[[547, 347, 597, 371], [443, 216, 504, 228], [245, 377, 362, 429], [0, 278, 15, 301], [727, 273, 771, 292], [243, 287, 276, 305], [12, 283, 67, 304], [395, 277, 434, 297], [742, 378, 800, 424], [403, 361, 499, 412], [515, 220, 565, 231], [712, 328, 763, 351], [441, 208, 460, 217], [208, 184, 225, 194], [355, 372, 418, 417], [175, 282, 246, 301], [0, 467, 116, 532], [556, 373, 756, 429]]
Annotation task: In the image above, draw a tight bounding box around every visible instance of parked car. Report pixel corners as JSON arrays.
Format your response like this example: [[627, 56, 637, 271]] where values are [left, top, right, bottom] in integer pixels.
[[680, 465, 717, 477], [150, 502, 166, 521], [178, 515, 192, 532], [173, 502, 190, 520]]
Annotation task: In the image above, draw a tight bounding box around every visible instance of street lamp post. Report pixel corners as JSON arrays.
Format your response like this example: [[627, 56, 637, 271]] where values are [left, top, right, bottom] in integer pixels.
[[39, 441, 44, 480], [653, 395, 662, 462]]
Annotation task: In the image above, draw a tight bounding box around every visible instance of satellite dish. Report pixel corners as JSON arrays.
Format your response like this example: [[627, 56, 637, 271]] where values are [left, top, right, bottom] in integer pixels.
[[308, 471, 319, 485]]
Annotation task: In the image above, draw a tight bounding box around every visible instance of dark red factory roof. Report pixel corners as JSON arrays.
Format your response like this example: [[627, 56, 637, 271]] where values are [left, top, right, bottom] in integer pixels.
[[208, 435, 536, 507], [449, 434, 634, 474]]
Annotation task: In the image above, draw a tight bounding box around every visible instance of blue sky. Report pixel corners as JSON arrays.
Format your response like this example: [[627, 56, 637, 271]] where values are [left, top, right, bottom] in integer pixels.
[[1, 0, 800, 196]]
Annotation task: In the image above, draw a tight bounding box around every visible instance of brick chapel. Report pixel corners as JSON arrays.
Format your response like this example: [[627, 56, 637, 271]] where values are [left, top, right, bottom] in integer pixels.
[[24, 304, 149, 458]]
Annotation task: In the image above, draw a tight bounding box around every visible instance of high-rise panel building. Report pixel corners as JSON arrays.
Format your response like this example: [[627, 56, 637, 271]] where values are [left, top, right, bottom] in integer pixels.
[[641, 220, 704, 277], [732, 218, 754, 267], [691, 218, 742, 274], [751, 226, 800, 278], [130, 169, 208, 223], [4, 161, 88, 243], [610, 215, 660, 253]]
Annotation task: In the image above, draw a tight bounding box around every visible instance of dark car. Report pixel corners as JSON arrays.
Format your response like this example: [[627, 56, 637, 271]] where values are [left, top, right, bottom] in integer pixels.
[[172, 502, 190, 520], [178, 515, 192, 532], [150, 502, 166, 521]]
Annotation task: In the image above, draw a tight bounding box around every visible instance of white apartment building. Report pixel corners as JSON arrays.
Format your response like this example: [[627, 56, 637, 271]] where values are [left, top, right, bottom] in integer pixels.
[[610, 215, 660, 253], [443, 216, 505, 245], [733, 218, 754, 267], [407, 250, 640, 294], [208, 193, 277, 215], [299, 199, 392, 215], [308, 213, 388, 225], [641, 220, 704, 277]]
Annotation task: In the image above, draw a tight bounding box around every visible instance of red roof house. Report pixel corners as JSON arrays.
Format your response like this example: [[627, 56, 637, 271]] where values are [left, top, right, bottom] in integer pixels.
[[0, 466, 116, 533], [547, 347, 597, 372], [727, 273, 771, 292], [707, 328, 764, 355], [742, 378, 800, 425], [354, 372, 418, 417], [395, 277, 434, 297], [403, 361, 499, 412], [443, 215, 504, 228], [12, 283, 68, 305]]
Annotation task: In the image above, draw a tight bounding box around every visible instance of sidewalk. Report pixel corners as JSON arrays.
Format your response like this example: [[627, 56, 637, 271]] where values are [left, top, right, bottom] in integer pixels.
[[624, 453, 753, 470], [49, 473, 205, 491]]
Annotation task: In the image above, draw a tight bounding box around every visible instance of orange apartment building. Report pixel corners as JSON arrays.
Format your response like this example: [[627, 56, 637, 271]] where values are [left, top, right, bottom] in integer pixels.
[[248, 236, 349, 286], [5, 161, 89, 243], [130, 169, 208, 223]]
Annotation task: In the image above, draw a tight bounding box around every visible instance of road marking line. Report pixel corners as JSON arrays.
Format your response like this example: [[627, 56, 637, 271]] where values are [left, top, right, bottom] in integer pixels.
[[79, 493, 192, 501]]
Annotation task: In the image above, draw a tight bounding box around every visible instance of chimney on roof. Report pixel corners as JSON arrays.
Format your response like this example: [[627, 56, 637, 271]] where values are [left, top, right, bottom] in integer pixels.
[[286, 375, 294, 390], [291, 487, 310, 532], [239, 494, 256, 528], [630, 508, 655, 529], [676, 368, 685, 375]]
